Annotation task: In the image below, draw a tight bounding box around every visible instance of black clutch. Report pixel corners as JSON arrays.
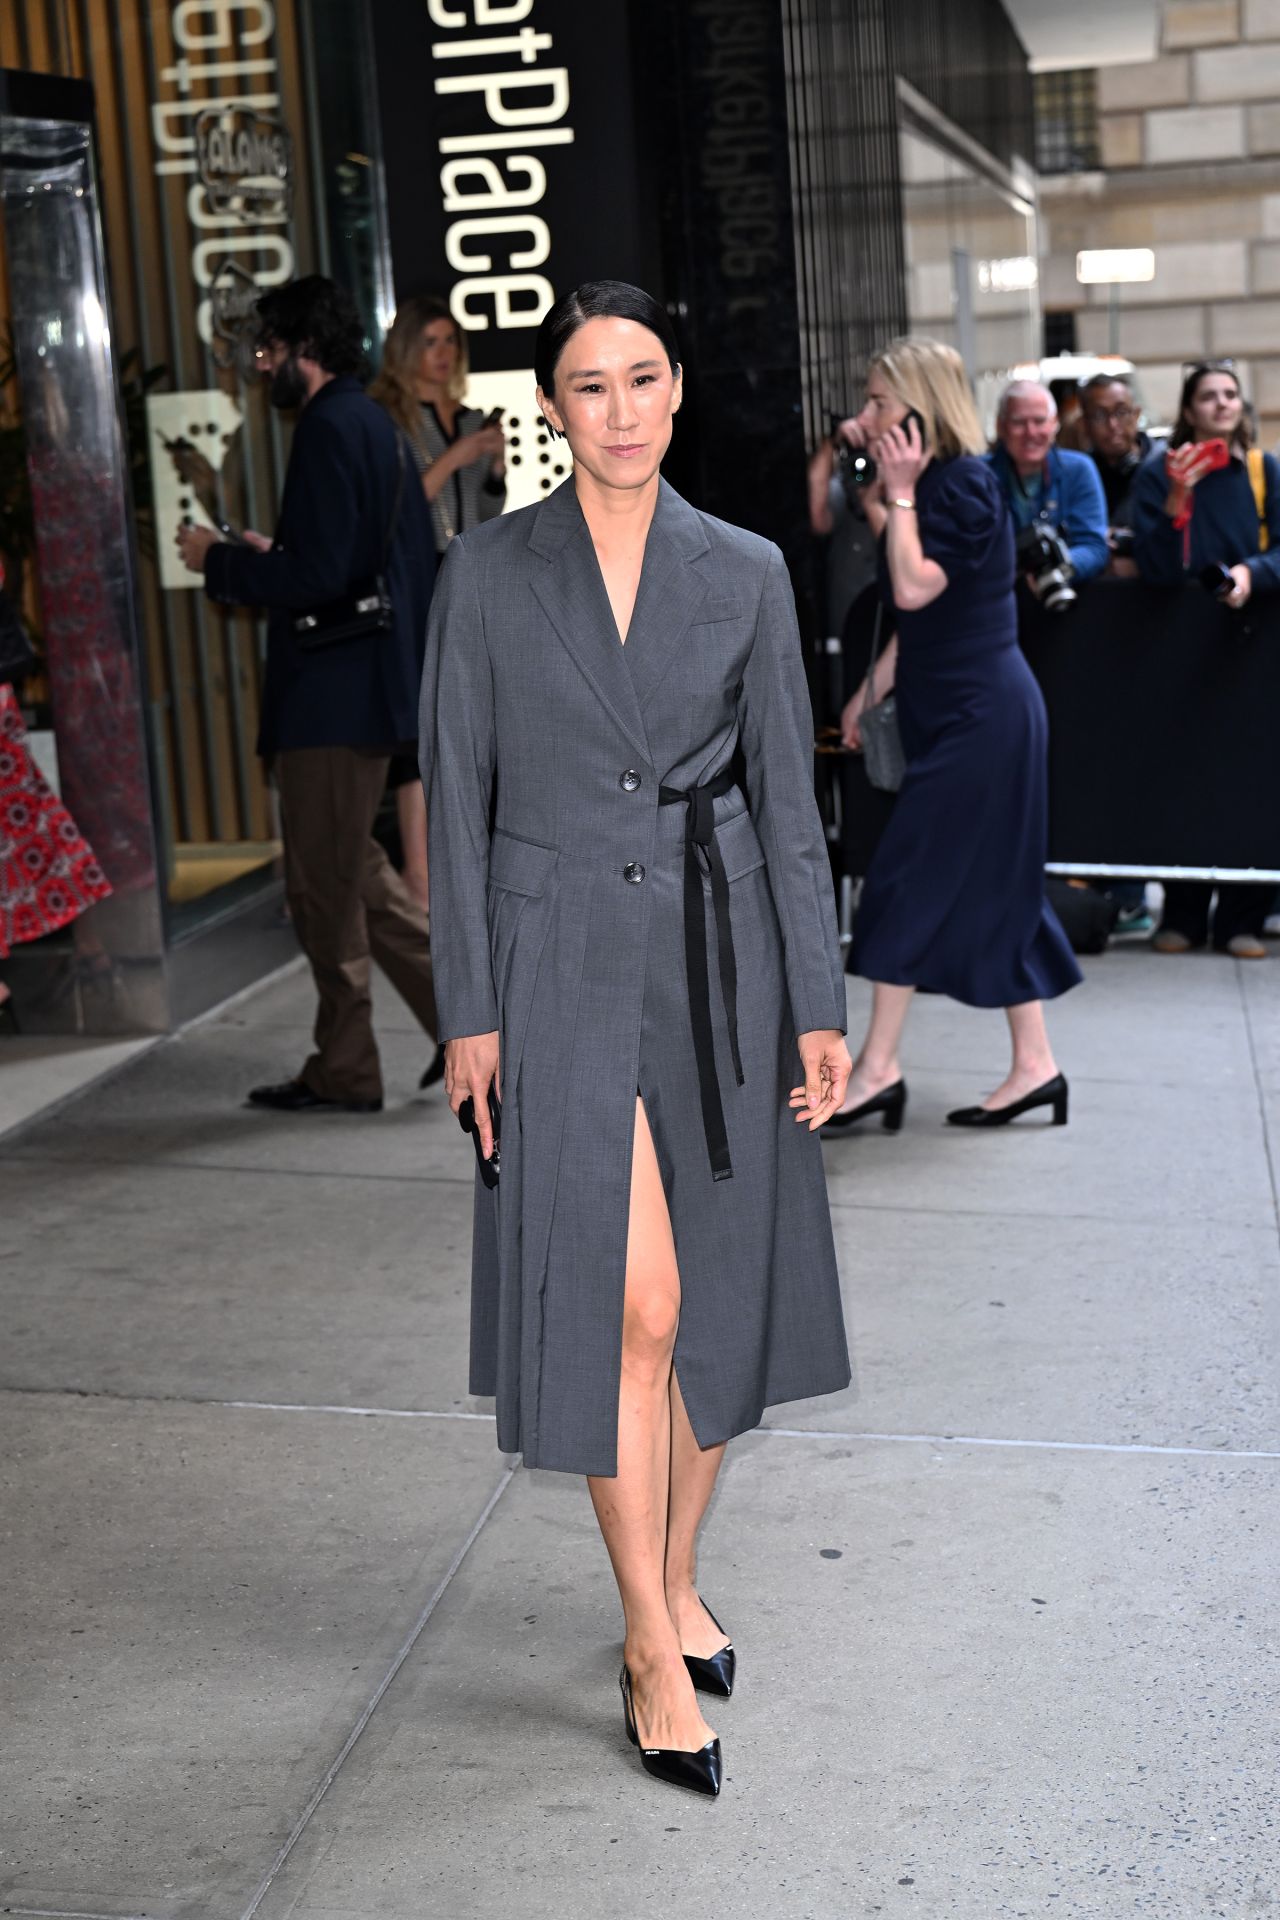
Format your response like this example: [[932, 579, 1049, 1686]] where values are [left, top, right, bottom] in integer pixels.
[[458, 1085, 502, 1188], [292, 430, 406, 652], [292, 577, 394, 650]]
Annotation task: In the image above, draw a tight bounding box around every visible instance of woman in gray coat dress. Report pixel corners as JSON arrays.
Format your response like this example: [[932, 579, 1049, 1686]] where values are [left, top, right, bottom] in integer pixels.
[[419, 282, 851, 1797]]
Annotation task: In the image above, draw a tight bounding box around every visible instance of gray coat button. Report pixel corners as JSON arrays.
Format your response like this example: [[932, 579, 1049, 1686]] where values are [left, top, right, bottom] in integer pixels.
[[620, 769, 641, 792], [623, 862, 645, 884]]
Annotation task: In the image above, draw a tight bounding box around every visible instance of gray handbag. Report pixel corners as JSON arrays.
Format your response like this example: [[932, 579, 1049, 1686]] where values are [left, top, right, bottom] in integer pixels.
[[860, 602, 905, 793]]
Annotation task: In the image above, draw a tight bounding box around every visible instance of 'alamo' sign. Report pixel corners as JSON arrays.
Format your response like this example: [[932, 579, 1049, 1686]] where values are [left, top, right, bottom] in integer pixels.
[[195, 105, 293, 222]]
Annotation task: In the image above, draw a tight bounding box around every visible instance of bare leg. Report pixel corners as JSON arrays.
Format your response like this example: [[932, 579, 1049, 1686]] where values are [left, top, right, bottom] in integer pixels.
[[587, 1099, 715, 1753], [664, 1369, 730, 1660], [839, 980, 915, 1112], [395, 780, 429, 914], [981, 999, 1059, 1110]]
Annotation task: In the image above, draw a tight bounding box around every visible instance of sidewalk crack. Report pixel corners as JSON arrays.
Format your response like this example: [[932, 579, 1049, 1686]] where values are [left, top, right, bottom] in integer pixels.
[[235, 1463, 515, 1920]]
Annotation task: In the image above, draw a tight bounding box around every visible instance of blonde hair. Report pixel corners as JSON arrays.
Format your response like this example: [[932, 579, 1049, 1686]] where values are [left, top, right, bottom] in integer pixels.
[[870, 337, 986, 460], [368, 294, 468, 437]]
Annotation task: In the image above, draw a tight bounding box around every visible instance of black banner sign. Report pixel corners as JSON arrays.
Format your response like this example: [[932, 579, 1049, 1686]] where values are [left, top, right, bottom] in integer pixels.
[[370, 0, 649, 374], [1023, 581, 1280, 874]]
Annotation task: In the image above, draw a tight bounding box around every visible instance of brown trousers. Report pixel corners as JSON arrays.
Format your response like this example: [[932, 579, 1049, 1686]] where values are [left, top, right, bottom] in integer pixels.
[[276, 746, 437, 1102]]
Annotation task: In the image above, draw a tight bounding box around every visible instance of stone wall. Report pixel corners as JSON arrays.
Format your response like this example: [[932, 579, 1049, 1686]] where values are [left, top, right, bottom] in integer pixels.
[[1040, 0, 1280, 439]]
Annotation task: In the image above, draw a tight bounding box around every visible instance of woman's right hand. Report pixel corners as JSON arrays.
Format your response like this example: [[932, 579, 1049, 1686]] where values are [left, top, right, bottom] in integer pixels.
[[841, 680, 869, 751], [1166, 442, 1222, 492], [1163, 441, 1224, 516], [445, 1031, 501, 1156]]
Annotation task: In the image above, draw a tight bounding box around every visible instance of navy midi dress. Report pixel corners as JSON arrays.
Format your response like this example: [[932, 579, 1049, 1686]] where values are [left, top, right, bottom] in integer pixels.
[[851, 455, 1082, 1008]]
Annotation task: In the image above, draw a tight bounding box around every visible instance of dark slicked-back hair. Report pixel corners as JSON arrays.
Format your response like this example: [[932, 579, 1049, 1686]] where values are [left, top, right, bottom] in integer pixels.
[[534, 279, 681, 397], [254, 275, 365, 378]]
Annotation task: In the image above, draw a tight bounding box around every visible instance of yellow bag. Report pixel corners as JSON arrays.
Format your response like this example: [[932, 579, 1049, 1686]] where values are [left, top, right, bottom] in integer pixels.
[[1247, 446, 1270, 552]]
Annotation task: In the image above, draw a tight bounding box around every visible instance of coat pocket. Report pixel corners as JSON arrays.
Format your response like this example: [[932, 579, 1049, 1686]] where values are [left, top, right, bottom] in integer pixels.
[[487, 829, 559, 897], [692, 597, 747, 626], [716, 808, 767, 882]]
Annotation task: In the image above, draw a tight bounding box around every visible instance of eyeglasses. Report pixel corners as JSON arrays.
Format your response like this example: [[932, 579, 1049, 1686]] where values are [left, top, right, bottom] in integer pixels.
[[1085, 405, 1137, 425]]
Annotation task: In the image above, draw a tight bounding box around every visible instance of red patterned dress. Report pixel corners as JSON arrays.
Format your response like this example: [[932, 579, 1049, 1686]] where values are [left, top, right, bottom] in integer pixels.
[[0, 683, 112, 958]]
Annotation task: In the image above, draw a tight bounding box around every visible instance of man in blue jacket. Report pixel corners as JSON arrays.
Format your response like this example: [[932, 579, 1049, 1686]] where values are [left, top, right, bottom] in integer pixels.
[[177, 276, 439, 1113], [987, 381, 1110, 595]]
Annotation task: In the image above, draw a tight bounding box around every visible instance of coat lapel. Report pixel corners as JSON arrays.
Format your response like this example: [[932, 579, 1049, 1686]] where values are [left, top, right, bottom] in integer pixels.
[[529, 480, 651, 763], [622, 480, 712, 713]]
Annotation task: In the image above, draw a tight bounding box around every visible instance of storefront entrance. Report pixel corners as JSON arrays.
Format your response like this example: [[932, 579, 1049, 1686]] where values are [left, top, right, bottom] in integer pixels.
[[0, 4, 392, 1033]]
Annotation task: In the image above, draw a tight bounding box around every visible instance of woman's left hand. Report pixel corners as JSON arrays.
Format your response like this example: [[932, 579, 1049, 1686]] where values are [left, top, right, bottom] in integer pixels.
[[877, 417, 926, 499], [789, 1030, 852, 1131]]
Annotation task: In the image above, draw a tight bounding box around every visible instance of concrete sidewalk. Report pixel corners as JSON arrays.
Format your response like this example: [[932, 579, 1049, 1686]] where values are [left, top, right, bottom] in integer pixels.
[[1, 948, 1276, 1919]]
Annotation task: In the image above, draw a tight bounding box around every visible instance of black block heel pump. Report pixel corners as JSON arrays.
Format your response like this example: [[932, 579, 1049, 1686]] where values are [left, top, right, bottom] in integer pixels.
[[620, 1667, 722, 1798], [946, 1073, 1069, 1129], [821, 1078, 907, 1136]]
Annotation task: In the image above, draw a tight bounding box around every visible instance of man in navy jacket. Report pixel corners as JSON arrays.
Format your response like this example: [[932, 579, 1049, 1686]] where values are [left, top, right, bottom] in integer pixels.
[[987, 381, 1110, 590], [178, 276, 439, 1112]]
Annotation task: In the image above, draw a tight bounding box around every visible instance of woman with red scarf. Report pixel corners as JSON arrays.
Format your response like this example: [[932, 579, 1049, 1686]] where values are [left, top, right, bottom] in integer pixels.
[[1131, 363, 1280, 957]]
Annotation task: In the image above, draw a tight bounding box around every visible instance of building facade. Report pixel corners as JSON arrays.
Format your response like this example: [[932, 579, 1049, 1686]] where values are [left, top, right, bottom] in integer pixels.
[[1039, 0, 1280, 439]]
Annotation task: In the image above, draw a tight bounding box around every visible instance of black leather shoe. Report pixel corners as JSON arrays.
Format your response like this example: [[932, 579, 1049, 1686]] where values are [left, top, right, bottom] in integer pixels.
[[946, 1073, 1068, 1128], [821, 1078, 907, 1135], [620, 1667, 722, 1797], [247, 1079, 383, 1114], [683, 1601, 735, 1698], [419, 1044, 447, 1090]]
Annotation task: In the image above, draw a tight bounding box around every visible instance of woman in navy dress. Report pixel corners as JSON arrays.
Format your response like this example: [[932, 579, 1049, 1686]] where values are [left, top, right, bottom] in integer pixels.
[[828, 338, 1081, 1133]]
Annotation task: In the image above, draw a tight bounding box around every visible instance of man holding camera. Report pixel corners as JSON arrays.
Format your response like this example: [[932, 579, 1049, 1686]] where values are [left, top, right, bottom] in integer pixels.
[[807, 415, 879, 641], [988, 381, 1109, 609]]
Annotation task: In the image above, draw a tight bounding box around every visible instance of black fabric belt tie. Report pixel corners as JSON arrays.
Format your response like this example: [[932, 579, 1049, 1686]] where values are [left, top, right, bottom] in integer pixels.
[[658, 767, 744, 1182]]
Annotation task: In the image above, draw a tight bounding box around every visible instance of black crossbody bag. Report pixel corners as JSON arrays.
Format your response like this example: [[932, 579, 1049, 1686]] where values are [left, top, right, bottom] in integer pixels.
[[292, 429, 407, 651]]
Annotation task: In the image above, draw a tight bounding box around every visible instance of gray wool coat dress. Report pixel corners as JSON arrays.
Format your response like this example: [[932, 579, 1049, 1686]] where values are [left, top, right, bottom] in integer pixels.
[[419, 476, 851, 1476]]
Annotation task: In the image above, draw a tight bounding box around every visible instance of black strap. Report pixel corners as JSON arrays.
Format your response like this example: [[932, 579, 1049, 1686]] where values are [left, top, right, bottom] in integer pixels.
[[380, 429, 408, 573], [658, 767, 743, 1182]]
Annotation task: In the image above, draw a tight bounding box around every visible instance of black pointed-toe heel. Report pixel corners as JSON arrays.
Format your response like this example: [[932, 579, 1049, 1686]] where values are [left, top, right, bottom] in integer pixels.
[[619, 1667, 722, 1798], [682, 1601, 735, 1698], [821, 1077, 906, 1136], [946, 1073, 1069, 1129]]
